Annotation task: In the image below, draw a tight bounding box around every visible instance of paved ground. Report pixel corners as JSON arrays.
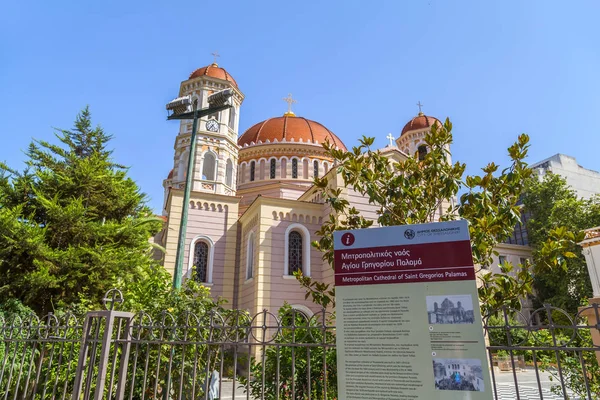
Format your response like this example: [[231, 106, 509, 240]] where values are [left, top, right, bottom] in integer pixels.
[[215, 369, 581, 399], [493, 368, 579, 399]]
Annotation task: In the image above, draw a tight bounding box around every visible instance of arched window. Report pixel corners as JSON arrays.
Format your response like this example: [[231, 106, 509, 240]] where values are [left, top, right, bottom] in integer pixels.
[[281, 159, 287, 178], [188, 236, 214, 284], [240, 164, 246, 184], [288, 231, 302, 274], [284, 224, 311, 277], [225, 159, 233, 187], [270, 159, 276, 179], [313, 160, 319, 178], [202, 152, 216, 181], [323, 162, 329, 173], [194, 241, 209, 282], [259, 159, 265, 180], [303, 159, 309, 179], [177, 150, 189, 181], [418, 145, 427, 161], [228, 107, 236, 130], [292, 159, 298, 179], [246, 232, 255, 280], [250, 161, 256, 181]]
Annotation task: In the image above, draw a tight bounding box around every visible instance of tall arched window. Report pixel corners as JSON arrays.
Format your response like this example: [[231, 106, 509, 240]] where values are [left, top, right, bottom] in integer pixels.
[[193, 241, 209, 282], [246, 232, 255, 280], [259, 159, 265, 180], [228, 107, 236, 130], [323, 162, 329, 174], [225, 159, 233, 187], [284, 224, 311, 277], [314, 160, 319, 178], [288, 231, 302, 274], [281, 159, 287, 178], [188, 236, 214, 284], [303, 159, 309, 179], [418, 145, 428, 161], [292, 159, 298, 179], [250, 161, 256, 181], [177, 150, 189, 181], [240, 164, 246, 184], [270, 159, 276, 179], [202, 152, 216, 180]]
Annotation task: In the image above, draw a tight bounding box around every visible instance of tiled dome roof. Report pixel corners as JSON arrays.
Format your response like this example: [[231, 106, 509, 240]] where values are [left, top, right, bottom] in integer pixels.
[[401, 113, 441, 135], [238, 115, 346, 151], [188, 63, 237, 88]]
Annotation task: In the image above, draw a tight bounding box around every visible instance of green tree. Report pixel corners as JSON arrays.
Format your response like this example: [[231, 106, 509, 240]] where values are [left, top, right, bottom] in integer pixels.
[[298, 118, 540, 315], [521, 173, 600, 314], [0, 107, 162, 314]]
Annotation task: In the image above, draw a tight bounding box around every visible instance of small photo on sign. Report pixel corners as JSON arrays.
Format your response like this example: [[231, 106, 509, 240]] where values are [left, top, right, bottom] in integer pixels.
[[426, 294, 474, 324], [432, 358, 484, 392]]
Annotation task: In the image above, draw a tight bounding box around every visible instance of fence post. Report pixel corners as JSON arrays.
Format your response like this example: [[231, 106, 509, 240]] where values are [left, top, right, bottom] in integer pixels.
[[71, 289, 133, 400]]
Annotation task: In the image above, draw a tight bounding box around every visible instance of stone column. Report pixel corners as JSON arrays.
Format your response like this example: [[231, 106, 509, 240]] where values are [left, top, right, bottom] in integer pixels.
[[578, 226, 600, 364]]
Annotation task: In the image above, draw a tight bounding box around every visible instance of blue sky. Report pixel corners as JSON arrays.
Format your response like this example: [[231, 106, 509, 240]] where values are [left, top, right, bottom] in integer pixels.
[[1, 1, 599, 212]]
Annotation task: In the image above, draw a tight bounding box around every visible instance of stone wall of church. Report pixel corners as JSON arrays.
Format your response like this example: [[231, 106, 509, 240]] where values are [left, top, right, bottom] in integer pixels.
[[163, 190, 239, 303], [265, 216, 324, 315], [236, 198, 326, 317]]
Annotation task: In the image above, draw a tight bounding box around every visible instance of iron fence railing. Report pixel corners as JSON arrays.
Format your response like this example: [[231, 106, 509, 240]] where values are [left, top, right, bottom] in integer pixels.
[[484, 303, 600, 400], [1, 289, 600, 400]]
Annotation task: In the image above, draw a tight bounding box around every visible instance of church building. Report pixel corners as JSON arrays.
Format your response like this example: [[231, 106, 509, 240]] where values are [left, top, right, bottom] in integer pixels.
[[156, 61, 528, 317]]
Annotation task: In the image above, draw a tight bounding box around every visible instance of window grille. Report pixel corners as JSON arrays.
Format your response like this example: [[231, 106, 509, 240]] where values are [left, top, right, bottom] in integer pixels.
[[418, 145, 427, 161], [288, 231, 303, 274], [314, 160, 319, 178], [270, 159, 276, 179], [194, 241, 209, 282], [292, 159, 298, 179], [250, 161, 255, 181]]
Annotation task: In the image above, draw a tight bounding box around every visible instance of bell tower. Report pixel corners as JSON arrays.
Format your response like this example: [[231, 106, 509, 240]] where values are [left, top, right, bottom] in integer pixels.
[[163, 60, 244, 204]]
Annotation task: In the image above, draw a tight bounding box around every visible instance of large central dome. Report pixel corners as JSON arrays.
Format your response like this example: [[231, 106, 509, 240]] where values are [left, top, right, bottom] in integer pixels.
[[238, 116, 346, 151]]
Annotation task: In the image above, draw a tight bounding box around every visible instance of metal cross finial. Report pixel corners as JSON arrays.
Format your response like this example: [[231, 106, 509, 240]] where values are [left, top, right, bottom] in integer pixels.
[[417, 101, 424, 114], [211, 51, 220, 64], [283, 93, 297, 115], [386, 133, 395, 147]]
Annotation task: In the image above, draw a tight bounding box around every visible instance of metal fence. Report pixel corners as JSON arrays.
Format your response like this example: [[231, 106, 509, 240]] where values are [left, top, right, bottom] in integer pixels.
[[1, 290, 600, 400], [484, 303, 600, 400]]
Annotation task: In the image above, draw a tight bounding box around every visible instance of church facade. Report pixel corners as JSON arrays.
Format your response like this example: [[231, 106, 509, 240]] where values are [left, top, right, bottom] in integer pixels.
[[156, 62, 531, 317]]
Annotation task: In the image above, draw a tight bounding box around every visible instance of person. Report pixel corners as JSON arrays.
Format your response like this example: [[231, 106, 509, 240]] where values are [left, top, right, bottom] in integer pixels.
[[208, 370, 219, 400]]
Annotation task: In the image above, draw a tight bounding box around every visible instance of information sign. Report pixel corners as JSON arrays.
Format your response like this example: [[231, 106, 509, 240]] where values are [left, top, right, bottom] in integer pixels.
[[334, 220, 492, 399]]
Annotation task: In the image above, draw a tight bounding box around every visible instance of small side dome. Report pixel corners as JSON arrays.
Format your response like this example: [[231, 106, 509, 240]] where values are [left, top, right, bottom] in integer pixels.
[[401, 113, 441, 136], [188, 63, 238, 88]]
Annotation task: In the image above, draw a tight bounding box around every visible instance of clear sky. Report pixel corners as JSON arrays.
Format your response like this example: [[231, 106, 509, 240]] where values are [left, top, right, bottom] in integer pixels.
[[2, 1, 599, 212]]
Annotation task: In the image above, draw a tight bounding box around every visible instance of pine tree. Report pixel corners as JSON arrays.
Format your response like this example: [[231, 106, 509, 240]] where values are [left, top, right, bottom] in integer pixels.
[[0, 107, 162, 314]]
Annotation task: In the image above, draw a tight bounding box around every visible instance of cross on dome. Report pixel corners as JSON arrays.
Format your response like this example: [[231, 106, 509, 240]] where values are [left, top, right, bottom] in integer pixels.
[[283, 93, 297, 117], [211, 51, 220, 66], [417, 101, 424, 116]]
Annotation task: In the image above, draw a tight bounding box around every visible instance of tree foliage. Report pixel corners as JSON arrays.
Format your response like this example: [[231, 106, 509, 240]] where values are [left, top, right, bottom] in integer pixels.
[[0, 107, 162, 314], [297, 118, 548, 315], [521, 173, 600, 314]]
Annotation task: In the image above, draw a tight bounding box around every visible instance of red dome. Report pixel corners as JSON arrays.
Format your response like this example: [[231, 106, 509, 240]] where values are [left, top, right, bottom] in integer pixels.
[[401, 113, 441, 135], [188, 63, 237, 88], [238, 116, 346, 151]]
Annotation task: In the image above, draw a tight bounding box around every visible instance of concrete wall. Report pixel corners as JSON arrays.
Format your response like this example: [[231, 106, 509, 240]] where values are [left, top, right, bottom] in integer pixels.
[[532, 154, 600, 199]]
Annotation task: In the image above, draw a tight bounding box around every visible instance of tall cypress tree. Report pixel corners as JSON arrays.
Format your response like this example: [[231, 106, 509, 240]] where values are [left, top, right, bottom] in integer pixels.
[[0, 107, 162, 314]]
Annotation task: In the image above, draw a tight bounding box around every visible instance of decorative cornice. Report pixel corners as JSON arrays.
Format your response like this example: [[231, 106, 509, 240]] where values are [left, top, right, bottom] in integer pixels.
[[238, 145, 331, 162], [580, 226, 600, 247]]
